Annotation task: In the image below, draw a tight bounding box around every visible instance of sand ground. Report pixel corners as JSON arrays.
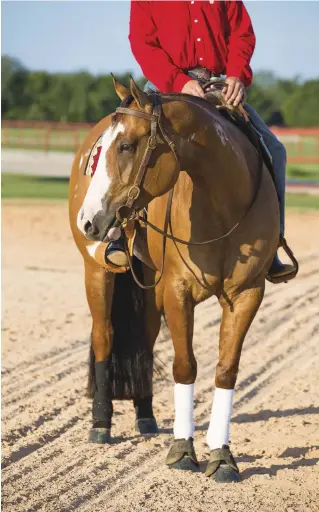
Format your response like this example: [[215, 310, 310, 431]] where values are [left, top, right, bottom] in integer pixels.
[[2, 201, 319, 511]]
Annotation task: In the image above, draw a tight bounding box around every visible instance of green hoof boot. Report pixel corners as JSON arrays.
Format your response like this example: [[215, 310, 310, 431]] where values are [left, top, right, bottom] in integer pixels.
[[136, 418, 159, 434], [166, 438, 199, 472], [88, 428, 111, 444], [168, 455, 199, 472], [212, 464, 240, 483], [205, 445, 240, 483]]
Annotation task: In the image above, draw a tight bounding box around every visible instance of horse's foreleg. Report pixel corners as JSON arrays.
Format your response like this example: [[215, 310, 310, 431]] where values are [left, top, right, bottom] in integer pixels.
[[85, 261, 115, 444], [206, 285, 264, 482], [163, 285, 199, 471]]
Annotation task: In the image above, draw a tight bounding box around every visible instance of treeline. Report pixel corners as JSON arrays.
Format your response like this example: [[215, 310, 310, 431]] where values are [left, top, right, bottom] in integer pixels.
[[2, 56, 319, 126]]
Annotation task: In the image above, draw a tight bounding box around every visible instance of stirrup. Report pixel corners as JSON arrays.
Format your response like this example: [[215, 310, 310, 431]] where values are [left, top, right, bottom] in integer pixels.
[[266, 235, 299, 284], [105, 239, 128, 267]]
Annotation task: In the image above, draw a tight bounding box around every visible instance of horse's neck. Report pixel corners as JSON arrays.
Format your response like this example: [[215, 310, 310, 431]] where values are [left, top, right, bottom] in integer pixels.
[[171, 98, 257, 228]]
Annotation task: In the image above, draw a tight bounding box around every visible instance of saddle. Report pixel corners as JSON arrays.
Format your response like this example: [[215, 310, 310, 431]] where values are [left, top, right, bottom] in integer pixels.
[[188, 69, 275, 182]]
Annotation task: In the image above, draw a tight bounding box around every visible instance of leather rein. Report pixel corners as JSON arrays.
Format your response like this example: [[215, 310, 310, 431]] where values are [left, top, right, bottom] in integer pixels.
[[114, 95, 263, 289]]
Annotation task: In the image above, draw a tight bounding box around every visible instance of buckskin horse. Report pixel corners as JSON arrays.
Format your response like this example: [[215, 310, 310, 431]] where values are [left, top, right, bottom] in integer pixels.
[[69, 77, 297, 483]]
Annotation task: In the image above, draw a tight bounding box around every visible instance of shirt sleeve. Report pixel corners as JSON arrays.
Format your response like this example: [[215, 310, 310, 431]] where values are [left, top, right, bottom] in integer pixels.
[[128, 1, 190, 93], [225, 1, 256, 87]]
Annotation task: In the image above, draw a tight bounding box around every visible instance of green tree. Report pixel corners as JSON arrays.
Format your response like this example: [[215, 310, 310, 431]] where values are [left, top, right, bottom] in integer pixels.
[[282, 80, 319, 127], [1, 55, 28, 119], [247, 84, 278, 124]]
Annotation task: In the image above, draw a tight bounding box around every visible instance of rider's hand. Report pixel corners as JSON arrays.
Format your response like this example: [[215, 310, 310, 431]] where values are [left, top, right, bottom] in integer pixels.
[[222, 77, 246, 106], [181, 80, 205, 98]]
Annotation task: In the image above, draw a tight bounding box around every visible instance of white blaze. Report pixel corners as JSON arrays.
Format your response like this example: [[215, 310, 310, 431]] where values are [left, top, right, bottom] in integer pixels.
[[77, 122, 124, 234]]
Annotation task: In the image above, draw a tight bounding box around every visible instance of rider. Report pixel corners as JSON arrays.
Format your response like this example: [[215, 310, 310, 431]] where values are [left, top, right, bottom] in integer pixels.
[[107, 0, 294, 281]]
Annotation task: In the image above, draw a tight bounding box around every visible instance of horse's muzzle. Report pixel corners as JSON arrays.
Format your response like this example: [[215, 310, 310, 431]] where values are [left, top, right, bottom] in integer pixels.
[[81, 210, 115, 242]]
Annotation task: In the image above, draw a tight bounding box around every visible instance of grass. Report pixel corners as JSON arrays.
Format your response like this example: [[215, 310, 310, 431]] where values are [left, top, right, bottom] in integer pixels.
[[1, 174, 69, 199], [287, 162, 319, 182], [285, 193, 319, 210], [2, 173, 319, 210]]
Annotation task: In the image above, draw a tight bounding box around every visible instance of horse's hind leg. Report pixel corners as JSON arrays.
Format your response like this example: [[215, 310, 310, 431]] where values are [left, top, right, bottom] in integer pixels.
[[163, 284, 199, 472], [133, 282, 162, 435], [205, 284, 264, 483], [85, 261, 115, 444]]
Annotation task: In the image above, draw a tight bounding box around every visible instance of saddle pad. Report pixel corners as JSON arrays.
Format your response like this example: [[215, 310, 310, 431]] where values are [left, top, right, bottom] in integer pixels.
[[84, 134, 103, 177]]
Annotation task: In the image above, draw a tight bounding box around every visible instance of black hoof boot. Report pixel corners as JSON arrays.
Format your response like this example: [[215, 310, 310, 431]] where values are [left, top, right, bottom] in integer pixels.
[[205, 445, 240, 483], [212, 463, 240, 483], [88, 428, 111, 444], [136, 418, 159, 434], [166, 438, 199, 472]]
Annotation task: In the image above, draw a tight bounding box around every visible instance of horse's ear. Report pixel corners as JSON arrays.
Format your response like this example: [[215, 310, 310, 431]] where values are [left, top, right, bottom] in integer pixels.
[[130, 76, 149, 110], [111, 73, 130, 100]]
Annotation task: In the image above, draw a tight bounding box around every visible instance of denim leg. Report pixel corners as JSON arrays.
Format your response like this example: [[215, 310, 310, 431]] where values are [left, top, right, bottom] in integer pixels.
[[143, 80, 159, 93], [244, 103, 286, 235]]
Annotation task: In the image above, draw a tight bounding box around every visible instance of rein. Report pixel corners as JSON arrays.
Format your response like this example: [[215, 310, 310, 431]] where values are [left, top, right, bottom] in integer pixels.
[[114, 95, 264, 289]]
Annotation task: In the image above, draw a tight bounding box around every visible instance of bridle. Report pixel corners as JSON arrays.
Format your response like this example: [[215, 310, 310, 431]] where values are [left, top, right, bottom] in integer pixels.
[[114, 95, 178, 288], [113, 94, 264, 289], [115, 95, 178, 224]]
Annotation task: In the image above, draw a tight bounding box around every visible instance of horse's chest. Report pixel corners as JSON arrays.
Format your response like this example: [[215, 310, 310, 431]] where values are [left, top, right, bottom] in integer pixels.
[[191, 273, 220, 305]]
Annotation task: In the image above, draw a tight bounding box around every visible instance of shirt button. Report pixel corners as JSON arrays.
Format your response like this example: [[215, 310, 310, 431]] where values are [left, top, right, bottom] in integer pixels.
[[197, 38, 201, 42], [199, 57, 203, 61], [194, 19, 198, 23], [191, 1, 194, 4]]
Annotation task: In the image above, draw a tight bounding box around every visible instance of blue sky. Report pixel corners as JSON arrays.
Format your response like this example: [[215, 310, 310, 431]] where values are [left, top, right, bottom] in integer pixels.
[[2, 1, 319, 81]]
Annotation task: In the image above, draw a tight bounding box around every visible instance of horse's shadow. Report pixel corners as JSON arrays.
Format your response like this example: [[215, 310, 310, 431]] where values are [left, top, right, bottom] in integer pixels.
[[194, 406, 319, 479], [240, 453, 319, 481]]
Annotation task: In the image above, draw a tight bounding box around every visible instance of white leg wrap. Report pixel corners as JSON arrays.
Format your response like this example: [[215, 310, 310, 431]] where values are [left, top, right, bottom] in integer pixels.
[[206, 388, 234, 450], [173, 383, 194, 440]]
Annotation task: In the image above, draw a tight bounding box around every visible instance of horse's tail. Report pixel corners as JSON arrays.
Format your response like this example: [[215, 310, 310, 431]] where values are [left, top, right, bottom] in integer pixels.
[[87, 258, 153, 400]]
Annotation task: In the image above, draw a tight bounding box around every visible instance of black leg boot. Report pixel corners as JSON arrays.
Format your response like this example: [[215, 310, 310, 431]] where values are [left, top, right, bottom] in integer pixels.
[[134, 396, 158, 434], [88, 360, 113, 444]]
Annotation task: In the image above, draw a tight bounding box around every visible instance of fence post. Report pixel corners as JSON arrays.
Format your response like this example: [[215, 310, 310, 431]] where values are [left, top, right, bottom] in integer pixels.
[[74, 129, 80, 153], [44, 126, 51, 152]]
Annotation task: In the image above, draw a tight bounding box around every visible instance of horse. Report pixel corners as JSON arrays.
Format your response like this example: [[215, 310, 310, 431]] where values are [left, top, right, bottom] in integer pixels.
[[69, 76, 280, 483]]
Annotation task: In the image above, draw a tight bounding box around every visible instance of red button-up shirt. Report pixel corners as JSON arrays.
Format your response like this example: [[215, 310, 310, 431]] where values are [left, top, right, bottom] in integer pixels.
[[129, 1, 256, 93]]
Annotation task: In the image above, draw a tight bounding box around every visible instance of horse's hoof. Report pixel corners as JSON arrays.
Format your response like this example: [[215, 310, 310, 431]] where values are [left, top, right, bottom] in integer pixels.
[[166, 438, 199, 472], [167, 455, 200, 472], [88, 428, 111, 444], [210, 463, 240, 483], [205, 445, 240, 483], [136, 418, 159, 434]]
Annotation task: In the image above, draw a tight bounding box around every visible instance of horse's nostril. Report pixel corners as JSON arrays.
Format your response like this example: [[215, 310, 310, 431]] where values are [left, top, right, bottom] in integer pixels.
[[84, 220, 99, 237], [84, 220, 92, 233]]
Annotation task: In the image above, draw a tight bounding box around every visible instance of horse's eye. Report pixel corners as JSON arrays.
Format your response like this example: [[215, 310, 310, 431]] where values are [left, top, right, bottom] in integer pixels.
[[120, 142, 135, 153]]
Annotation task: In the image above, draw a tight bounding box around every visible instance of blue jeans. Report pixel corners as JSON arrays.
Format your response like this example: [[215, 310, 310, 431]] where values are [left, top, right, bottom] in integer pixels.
[[144, 79, 286, 235]]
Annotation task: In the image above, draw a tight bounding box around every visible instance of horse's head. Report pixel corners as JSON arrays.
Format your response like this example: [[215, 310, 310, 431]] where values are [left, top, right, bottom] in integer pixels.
[[77, 77, 180, 241]]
